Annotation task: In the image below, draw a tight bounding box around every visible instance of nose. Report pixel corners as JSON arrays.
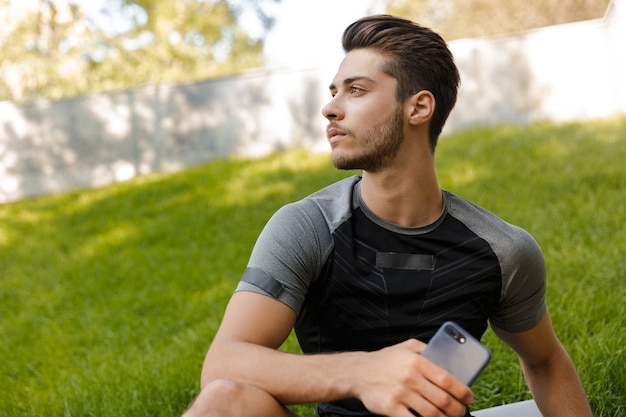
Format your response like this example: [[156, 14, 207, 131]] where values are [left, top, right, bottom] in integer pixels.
[[322, 96, 343, 121]]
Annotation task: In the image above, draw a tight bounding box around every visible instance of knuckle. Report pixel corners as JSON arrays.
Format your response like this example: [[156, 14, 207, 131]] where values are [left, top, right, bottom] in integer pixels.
[[435, 392, 453, 409], [382, 397, 397, 411], [435, 371, 455, 389], [375, 396, 399, 415], [399, 370, 415, 386], [389, 384, 409, 403]]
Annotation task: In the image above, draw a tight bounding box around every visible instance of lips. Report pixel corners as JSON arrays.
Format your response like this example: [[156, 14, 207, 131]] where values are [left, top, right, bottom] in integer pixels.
[[327, 125, 347, 142]]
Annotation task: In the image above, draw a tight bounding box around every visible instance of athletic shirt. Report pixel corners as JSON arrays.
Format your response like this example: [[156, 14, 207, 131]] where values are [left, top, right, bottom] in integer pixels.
[[236, 175, 546, 416]]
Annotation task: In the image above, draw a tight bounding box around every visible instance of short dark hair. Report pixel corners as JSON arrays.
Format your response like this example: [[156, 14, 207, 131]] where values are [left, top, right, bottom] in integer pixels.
[[342, 15, 460, 150]]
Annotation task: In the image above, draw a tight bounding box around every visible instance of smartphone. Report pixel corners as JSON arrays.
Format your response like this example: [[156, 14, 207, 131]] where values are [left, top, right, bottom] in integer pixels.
[[421, 321, 491, 386]]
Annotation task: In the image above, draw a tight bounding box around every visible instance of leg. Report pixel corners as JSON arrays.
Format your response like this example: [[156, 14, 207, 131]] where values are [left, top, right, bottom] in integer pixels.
[[182, 379, 299, 417]]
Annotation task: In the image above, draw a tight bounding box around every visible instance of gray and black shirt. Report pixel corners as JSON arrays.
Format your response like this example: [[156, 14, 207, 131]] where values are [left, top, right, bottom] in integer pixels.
[[236, 175, 546, 416]]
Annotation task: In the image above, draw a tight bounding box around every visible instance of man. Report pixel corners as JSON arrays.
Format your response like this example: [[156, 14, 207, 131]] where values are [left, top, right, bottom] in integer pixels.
[[183, 15, 592, 417]]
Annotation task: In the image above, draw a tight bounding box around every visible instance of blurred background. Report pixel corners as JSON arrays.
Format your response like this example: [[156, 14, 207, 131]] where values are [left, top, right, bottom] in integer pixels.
[[0, 0, 622, 203], [0, 0, 611, 103]]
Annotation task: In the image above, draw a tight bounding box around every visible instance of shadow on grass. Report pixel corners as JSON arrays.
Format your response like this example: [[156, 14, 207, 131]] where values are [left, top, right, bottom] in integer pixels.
[[0, 148, 356, 416]]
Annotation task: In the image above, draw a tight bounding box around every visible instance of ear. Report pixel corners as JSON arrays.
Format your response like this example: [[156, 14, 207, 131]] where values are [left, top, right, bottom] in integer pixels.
[[406, 90, 435, 126]]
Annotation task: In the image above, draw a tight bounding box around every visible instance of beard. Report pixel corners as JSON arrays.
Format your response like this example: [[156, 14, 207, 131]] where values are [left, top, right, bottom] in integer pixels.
[[330, 105, 404, 173]]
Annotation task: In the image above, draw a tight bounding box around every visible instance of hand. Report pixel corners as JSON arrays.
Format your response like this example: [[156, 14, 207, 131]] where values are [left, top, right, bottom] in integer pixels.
[[352, 339, 474, 417]]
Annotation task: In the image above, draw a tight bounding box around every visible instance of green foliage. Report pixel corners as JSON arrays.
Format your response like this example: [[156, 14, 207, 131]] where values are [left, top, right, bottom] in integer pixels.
[[385, 0, 611, 40], [0, 0, 278, 103], [0, 118, 624, 416]]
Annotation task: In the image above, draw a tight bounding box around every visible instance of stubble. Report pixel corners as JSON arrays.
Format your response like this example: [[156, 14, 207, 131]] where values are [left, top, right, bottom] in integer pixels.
[[331, 105, 405, 172]]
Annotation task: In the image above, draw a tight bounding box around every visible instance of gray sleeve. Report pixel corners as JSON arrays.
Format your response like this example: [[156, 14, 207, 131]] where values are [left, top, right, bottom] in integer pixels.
[[448, 193, 547, 333], [488, 225, 547, 332], [235, 199, 332, 314]]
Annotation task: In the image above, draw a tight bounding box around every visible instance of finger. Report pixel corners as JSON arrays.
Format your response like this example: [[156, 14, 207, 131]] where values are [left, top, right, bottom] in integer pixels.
[[402, 395, 445, 417], [408, 372, 469, 417], [387, 401, 442, 417], [418, 356, 474, 405]]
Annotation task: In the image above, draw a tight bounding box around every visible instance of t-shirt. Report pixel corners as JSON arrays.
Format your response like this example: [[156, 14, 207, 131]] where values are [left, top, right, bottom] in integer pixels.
[[236, 175, 546, 416]]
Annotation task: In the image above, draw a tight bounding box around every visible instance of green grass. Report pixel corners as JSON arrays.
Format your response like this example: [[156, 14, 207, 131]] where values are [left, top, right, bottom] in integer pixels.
[[1, 117, 624, 416]]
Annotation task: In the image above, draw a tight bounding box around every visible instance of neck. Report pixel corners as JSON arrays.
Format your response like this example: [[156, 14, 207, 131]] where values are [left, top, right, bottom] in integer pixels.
[[359, 151, 442, 228]]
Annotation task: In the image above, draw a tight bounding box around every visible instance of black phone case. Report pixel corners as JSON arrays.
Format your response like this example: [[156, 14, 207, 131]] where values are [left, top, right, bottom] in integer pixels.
[[421, 321, 491, 386]]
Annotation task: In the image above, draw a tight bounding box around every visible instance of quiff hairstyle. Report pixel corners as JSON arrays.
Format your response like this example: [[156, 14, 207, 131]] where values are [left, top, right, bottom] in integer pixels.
[[342, 15, 460, 151]]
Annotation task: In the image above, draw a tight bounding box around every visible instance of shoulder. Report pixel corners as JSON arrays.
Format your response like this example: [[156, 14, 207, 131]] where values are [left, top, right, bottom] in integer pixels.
[[275, 175, 360, 233], [256, 175, 360, 256], [244, 176, 361, 313], [444, 191, 543, 263], [301, 175, 361, 216], [445, 191, 547, 332]]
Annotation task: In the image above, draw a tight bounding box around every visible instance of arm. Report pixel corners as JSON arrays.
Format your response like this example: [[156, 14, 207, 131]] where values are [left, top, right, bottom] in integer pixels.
[[201, 290, 474, 417], [492, 311, 592, 417]]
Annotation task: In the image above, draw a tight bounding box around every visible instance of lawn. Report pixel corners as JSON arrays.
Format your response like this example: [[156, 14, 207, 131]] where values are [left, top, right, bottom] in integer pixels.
[[0, 117, 624, 416]]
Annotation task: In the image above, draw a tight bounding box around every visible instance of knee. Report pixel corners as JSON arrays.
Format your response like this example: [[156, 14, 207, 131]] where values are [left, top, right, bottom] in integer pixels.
[[182, 379, 271, 417], [206, 378, 253, 402], [183, 379, 246, 417]]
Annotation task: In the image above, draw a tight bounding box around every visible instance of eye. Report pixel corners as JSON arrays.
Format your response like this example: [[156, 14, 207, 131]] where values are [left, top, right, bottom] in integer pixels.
[[350, 86, 363, 94]]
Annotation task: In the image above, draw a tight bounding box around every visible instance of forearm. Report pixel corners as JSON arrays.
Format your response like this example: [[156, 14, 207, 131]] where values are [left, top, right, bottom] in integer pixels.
[[522, 343, 592, 417], [198, 293, 473, 416], [202, 340, 362, 405], [202, 337, 474, 417]]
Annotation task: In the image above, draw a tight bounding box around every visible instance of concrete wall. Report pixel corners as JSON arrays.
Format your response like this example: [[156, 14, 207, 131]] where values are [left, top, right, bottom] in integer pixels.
[[447, 0, 626, 132], [1, 0, 624, 203], [0, 68, 325, 203]]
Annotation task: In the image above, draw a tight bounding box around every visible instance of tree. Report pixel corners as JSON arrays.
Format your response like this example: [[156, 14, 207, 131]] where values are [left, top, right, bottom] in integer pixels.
[[0, 1, 91, 101], [0, 0, 279, 103], [384, 0, 611, 40]]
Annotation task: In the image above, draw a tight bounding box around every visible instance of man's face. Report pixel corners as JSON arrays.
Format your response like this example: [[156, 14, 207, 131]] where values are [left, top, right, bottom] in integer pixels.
[[323, 48, 404, 172]]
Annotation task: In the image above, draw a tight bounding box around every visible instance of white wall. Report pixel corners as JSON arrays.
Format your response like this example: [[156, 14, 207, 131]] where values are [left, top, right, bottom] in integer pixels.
[[0, 68, 325, 202], [1, 0, 624, 203], [447, 0, 626, 132]]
